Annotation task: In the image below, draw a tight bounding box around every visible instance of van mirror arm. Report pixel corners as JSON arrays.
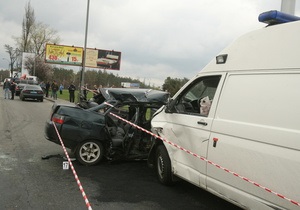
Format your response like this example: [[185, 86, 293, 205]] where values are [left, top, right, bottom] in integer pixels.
[[165, 99, 176, 113]]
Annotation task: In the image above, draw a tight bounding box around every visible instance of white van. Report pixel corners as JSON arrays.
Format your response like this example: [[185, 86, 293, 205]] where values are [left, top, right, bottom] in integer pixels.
[[149, 11, 300, 210]]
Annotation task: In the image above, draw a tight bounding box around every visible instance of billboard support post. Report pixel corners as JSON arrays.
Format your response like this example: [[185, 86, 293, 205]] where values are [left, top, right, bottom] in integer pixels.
[[80, 0, 90, 94]]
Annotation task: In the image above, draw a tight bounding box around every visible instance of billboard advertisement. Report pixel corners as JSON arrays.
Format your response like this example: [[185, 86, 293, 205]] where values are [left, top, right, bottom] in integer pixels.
[[121, 82, 140, 88], [45, 44, 83, 66], [85, 48, 121, 70]]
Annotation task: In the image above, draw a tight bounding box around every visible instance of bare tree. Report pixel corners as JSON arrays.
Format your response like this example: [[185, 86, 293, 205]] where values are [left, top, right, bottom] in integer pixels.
[[9, 1, 60, 81], [14, 1, 36, 53], [30, 22, 60, 57], [4, 44, 21, 77], [14, 1, 60, 56]]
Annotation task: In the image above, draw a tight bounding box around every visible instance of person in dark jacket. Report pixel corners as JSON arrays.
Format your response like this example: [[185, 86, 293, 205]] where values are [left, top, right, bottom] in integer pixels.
[[3, 78, 11, 99], [68, 82, 76, 103], [51, 80, 59, 100], [45, 81, 50, 97], [83, 83, 88, 100], [10, 80, 16, 100]]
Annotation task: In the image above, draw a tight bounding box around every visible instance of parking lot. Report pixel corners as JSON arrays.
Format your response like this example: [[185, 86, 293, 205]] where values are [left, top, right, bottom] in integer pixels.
[[0, 89, 241, 210]]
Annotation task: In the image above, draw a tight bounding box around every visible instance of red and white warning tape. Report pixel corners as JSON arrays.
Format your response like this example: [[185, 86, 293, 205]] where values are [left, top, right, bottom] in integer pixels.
[[108, 110, 300, 207], [53, 122, 93, 210]]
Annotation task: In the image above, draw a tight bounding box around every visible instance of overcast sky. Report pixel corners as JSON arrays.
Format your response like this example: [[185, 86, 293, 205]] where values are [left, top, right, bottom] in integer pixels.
[[1, 0, 299, 87]]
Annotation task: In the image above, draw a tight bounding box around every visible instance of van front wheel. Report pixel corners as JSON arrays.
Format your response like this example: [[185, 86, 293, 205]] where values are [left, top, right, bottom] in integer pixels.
[[156, 145, 173, 185]]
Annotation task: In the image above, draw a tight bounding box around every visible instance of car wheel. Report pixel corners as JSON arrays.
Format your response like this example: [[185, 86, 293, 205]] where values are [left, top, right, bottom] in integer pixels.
[[156, 145, 174, 185], [40, 98, 43, 102], [21, 96, 25, 101], [75, 140, 104, 166]]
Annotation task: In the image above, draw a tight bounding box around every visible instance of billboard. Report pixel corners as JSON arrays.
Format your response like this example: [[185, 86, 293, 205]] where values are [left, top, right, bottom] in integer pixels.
[[45, 44, 83, 66], [85, 48, 121, 70], [121, 82, 140, 88]]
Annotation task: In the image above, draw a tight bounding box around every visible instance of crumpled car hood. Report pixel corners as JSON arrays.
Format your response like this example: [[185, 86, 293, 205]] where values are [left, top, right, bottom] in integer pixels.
[[99, 88, 170, 104]]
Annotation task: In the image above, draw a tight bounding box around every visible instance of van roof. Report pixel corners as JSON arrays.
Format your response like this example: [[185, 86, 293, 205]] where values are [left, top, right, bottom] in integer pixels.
[[200, 20, 300, 74]]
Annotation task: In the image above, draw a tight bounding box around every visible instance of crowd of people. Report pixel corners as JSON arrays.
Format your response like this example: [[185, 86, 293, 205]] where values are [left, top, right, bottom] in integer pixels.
[[41, 81, 104, 103], [3, 78, 108, 103], [40, 80, 77, 102]]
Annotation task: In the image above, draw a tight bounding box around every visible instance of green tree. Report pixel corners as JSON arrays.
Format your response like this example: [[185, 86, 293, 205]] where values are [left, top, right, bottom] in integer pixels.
[[52, 67, 76, 87], [0, 70, 10, 81], [162, 77, 189, 96]]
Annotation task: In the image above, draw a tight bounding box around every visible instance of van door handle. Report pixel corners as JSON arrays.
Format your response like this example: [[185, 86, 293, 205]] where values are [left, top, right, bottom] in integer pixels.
[[197, 121, 208, 126]]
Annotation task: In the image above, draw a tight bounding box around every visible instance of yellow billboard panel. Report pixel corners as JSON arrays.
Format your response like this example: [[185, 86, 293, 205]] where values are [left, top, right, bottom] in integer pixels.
[[85, 48, 98, 68], [45, 44, 83, 66]]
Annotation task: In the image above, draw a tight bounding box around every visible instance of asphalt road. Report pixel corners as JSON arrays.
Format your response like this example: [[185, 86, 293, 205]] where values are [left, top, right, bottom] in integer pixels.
[[0, 89, 242, 210]]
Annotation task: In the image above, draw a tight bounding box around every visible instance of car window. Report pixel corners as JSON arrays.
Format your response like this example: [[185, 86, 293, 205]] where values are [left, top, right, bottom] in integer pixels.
[[24, 85, 41, 90], [174, 75, 221, 116], [88, 100, 118, 113], [58, 107, 104, 123]]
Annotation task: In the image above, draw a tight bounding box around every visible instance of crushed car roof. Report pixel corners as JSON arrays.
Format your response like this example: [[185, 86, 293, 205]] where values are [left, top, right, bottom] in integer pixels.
[[100, 88, 170, 104]]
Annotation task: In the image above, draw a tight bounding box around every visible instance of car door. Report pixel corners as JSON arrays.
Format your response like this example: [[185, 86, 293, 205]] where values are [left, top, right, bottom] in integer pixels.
[[163, 74, 225, 187]]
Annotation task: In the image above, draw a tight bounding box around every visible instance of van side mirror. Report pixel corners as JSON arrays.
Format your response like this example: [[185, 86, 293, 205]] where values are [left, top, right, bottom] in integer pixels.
[[165, 99, 176, 113]]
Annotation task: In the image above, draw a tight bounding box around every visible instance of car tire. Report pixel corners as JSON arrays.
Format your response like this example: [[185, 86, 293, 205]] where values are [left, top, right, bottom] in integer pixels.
[[40, 98, 43, 102], [75, 140, 104, 166], [156, 145, 174, 185], [21, 96, 25, 101]]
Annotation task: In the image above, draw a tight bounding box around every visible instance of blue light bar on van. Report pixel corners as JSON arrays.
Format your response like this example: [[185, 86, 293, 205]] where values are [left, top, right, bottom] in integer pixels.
[[259, 10, 300, 25]]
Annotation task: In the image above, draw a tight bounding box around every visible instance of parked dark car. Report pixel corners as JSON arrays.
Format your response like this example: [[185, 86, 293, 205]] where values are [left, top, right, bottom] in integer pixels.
[[20, 85, 44, 102], [44, 88, 170, 166], [16, 83, 27, 96]]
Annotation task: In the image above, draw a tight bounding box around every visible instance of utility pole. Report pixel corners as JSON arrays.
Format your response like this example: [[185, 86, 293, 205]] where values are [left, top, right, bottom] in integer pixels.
[[80, 0, 90, 94]]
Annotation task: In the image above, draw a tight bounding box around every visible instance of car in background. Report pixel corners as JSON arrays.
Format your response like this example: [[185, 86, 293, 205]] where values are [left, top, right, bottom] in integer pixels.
[[44, 88, 170, 166], [12, 77, 21, 84], [16, 83, 27, 96], [20, 85, 44, 102], [18, 78, 38, 85]]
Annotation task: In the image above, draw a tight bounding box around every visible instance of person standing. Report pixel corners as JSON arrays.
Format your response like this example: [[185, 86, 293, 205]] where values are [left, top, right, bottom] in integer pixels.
[[45, 81, 50, 97], [10, 80, 16, 100], [92, 85, 100, 96], [83, 83, 88, 100], [40, 81, 46, 93], [51, 81, 59, 100], [68, 82, 76, 103], [3, 79, 11, 99], [59, 84, 64, 94], [97, 84, 103, 93]]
